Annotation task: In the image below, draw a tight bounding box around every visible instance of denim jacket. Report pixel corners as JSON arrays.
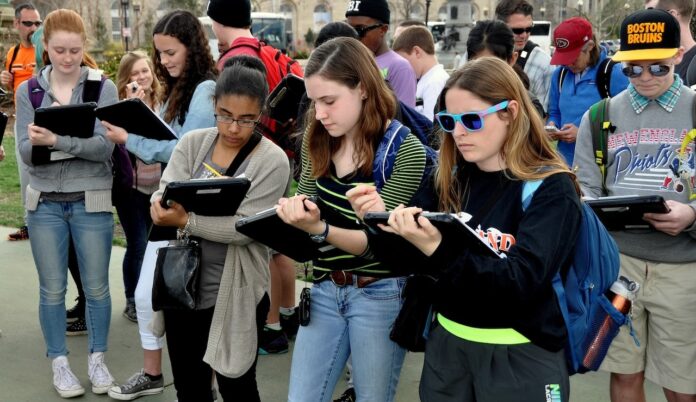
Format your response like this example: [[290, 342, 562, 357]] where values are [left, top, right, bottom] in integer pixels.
[[124, 80, 216, 164]]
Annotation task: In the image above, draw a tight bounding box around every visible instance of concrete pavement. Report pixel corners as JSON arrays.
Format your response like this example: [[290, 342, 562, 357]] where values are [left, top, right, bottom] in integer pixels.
[[0, 226, 666, 401]]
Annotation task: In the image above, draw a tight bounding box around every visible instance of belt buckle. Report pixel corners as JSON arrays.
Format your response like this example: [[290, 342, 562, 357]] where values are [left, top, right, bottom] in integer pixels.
[[330, 271, 349, 287]]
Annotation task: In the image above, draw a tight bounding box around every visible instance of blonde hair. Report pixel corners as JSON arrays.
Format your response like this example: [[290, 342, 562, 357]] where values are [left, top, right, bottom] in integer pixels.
[[42, 9, 97, 69], [116, 51, 161, 107], [436, 57, 578, 212]]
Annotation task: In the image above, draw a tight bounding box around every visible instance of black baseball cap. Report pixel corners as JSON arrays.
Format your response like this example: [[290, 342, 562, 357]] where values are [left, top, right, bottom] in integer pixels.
[[613, 8, 680, 62]]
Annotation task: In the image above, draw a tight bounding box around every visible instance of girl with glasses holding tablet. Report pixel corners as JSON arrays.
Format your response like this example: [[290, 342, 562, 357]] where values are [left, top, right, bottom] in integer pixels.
[[362, 57, 583, 402]]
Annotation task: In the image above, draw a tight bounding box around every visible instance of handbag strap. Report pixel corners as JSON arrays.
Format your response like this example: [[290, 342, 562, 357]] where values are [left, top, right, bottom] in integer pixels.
[[225, 131, 262, 176]]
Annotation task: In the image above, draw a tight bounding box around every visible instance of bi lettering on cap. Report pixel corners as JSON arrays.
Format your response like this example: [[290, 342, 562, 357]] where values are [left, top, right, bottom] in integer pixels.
[[347, 1, 362, 12]]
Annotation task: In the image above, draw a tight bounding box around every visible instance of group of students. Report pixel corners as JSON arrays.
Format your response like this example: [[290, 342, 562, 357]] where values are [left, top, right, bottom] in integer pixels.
[[8, 0, 696, 402]]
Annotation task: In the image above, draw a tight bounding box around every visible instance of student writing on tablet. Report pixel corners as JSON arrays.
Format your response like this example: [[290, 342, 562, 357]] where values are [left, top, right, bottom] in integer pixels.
[[360, 58, 582, 401], [276, 37, 427, 402], [147, 55, 289, 401], [105, 11, 217, 401], [574, 10, 696, 400], [14, 9, 119, 398]]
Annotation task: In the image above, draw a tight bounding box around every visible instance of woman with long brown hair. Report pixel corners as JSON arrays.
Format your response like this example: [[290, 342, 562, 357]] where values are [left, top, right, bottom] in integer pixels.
[[377, 57, 583, 401]]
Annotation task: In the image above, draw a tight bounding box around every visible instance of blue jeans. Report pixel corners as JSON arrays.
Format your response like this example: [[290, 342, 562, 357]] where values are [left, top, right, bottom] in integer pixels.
[[27, 200, 113, 358], [114, 189, 151, 301], [288, 277, 407, 402]]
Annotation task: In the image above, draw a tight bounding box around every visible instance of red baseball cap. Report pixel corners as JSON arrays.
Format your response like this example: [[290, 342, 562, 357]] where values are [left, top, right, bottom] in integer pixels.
[[550, 17, 594, 65]]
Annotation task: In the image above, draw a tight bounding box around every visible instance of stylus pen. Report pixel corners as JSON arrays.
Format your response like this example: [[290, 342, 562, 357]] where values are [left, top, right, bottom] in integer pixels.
[[202, 162, 223, 177]]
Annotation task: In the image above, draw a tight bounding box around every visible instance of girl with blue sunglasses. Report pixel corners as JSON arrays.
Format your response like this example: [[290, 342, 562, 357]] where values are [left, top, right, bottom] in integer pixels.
[[361, 57, 584, 402]]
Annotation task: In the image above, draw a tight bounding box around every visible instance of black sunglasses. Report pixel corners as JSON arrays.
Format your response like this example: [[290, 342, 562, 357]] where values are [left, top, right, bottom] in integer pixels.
[[621, 64, 671, 78], [354, 23, 384, 38], [511, 26, 533, 34], [20, 20, 42, 27]]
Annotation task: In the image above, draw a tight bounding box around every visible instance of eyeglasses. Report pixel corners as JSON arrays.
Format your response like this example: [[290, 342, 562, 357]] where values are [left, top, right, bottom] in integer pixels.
[[214, 114, 260, 128], [511, 26, 533, 35], [353, 23, 384, 38], [435, 100, 509, 132], [621, 64, 671, 78], [20, 20, 42, 27]]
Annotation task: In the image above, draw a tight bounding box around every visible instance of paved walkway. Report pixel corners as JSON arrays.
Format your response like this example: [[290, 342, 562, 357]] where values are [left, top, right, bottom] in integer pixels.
[[0, 226, 665, 401]]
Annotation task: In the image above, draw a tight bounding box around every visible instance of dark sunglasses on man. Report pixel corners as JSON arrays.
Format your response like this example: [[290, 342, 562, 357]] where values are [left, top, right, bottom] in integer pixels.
[[20, 20, 42, 27], [353, 23, 384, 38], [511, 25, 534, 35], [621, 64, 671, 78]]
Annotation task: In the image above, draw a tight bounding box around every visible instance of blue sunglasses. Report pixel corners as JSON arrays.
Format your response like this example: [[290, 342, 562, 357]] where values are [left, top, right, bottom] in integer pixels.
[[436, 100, 509, 132]]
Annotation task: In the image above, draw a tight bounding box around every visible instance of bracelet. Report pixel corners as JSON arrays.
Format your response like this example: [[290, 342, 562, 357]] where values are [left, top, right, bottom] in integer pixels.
[[177, 212, 193, 239]]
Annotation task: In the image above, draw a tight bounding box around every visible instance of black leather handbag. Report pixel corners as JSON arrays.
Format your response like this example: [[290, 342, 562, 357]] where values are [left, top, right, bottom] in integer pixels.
[[152, 237, 201, 311]]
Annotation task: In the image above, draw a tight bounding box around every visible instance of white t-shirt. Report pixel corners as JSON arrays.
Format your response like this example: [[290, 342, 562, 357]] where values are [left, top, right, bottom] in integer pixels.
[[416, 64, 450, 121]]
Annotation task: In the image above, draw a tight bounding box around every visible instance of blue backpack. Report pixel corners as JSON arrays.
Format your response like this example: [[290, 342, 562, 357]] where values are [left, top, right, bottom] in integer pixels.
[[523, 179, 630, 374], [373, 120, 438, 199], [396, 101, 434, 147]]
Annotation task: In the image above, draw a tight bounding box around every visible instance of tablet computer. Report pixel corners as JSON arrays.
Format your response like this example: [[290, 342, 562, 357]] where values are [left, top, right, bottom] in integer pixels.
[[363, 211, 505, 259], [95, 98, 177, 141], [585, 195, 670, 230], [32, 102, 98, 165], [160, 177, 251, 216], [267, 73, 305, 122], [235, 197, 340, 262]]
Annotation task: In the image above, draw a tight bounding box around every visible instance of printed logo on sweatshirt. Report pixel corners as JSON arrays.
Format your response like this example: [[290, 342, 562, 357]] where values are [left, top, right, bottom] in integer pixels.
[[606, 128, 695, 198], [545, 384, 562, 402], [474, 226, 516, 253]]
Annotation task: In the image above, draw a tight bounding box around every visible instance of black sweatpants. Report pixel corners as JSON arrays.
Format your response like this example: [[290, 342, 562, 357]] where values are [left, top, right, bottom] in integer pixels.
[[164, 293, 270, 402], [419, 325, 570, 402]]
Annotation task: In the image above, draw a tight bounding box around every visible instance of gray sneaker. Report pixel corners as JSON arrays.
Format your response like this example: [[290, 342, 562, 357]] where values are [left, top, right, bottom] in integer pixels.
[[108, 369, 164, 400]]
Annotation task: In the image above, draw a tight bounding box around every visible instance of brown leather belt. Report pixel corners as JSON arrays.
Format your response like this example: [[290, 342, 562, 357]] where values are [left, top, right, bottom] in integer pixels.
[[323, 271, 381, 288]]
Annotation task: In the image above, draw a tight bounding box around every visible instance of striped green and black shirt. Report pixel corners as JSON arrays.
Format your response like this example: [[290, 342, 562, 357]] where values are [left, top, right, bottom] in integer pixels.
[[297, 122, 427, 277]]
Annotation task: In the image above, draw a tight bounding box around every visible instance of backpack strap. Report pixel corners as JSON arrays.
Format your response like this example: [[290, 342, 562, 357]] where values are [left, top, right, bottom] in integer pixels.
[[517, 41, 538, 70], [558, 67, 568, 94], [27, 68, 105, 109], [589, 98, 611, 194], [374, 122, 410, 190], [595, 58, 617, 99], [28, 76, 44, 109], [521, 179, 544, 210], [7, 43, 20, 72]]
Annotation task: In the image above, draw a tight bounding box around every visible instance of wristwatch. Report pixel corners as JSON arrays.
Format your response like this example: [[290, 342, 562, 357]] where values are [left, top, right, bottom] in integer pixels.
[[309, 221, 329, 243]]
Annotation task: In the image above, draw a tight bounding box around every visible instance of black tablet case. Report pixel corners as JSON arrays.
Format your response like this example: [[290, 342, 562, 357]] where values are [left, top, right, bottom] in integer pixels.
[[585, 195, 669, 230], [267, 73, 305, 123], [95, 98, 177, 141], [235, 197, 353, 262], [160, 177, 251, 216], [32, 102, 98, 165], [363, 211, 505, 259], [0, 112, 7, 145]]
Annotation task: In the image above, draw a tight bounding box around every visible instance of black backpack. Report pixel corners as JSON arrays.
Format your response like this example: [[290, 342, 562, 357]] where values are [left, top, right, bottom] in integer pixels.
[[516, 41, 539, 70]]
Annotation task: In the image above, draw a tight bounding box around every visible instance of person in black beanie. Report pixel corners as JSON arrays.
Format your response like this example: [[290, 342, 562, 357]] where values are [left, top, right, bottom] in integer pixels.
[[345, 0, 417, 107]]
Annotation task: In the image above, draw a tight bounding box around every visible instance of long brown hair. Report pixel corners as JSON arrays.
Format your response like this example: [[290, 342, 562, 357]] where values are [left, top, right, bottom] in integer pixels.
[[436, 57, 578, 212], [152, 10, 217, 126], [303, 37, 397, 178], [41, 9, 97, 69], [116, 51, 161, 107]]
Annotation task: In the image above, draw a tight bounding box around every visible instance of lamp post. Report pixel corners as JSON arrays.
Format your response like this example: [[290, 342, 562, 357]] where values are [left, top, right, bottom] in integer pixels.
[[540, 6, 546, 18], [425, 0, 432, 25], [133, 2, 140, 48], [577, 0, 584, 16], [121, 0, 130, 52]]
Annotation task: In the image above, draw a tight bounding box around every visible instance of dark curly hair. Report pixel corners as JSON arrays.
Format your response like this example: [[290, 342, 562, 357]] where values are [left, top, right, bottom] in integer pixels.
[[152, 10, 217, 126]]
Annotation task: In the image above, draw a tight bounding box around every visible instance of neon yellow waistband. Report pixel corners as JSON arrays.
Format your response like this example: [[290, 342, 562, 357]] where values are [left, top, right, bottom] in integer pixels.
[[437, 313, 531, 345]]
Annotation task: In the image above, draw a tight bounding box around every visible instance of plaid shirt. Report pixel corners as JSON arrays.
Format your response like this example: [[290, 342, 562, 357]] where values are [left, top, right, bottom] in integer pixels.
[[524, 45, 555, 110], [628, 74, 683, 113]]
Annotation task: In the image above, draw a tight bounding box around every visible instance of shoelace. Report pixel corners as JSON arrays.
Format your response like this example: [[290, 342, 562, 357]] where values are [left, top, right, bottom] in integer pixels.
[[88, 356, 113, 386], [120, 371, 148, 391], [55, 364, 80, 390]]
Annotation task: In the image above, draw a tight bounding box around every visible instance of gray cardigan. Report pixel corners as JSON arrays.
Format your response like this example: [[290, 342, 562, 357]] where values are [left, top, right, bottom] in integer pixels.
[[153, 127, 289, 378], [15, 66, 118, 212]]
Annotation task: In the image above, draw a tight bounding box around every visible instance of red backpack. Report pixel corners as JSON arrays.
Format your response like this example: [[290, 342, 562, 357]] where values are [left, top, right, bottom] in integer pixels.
[[224, 40, 304, 157]]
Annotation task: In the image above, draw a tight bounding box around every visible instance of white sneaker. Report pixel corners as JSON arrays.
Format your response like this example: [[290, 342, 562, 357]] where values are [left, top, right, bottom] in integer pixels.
[[52, 356, 85, 398], [87, 352, 114, 394]]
